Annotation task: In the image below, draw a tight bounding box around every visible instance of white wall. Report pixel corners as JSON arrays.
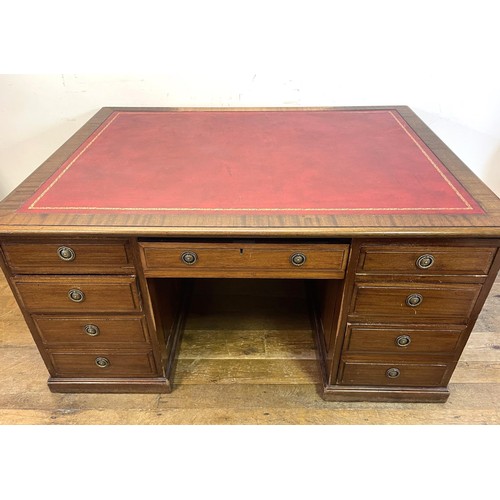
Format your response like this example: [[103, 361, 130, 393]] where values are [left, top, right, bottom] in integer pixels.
[[1, 1, 499, 200]]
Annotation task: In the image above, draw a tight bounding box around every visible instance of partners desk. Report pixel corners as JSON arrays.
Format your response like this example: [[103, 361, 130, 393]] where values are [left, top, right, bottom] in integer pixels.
[[1, 107, 499, 402]]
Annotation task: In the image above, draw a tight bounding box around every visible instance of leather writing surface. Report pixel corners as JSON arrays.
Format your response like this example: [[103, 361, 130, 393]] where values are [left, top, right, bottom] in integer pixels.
[[19, 110, 484, 215]]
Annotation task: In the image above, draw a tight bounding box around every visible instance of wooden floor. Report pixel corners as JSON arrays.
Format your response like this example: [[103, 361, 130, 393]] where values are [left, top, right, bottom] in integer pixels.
[[0, 275, 499, 425]]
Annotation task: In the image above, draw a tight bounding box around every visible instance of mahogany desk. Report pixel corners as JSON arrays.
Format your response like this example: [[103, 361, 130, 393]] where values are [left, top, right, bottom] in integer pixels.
[[1, 107, 499, 402]]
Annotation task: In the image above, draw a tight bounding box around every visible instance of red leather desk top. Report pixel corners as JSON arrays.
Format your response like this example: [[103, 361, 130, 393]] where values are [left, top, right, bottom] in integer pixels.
[[19, 110, 483, 215]]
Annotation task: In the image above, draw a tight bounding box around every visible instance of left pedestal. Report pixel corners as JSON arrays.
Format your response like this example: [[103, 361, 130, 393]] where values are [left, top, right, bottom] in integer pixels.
[[0, 238, 171, 393]]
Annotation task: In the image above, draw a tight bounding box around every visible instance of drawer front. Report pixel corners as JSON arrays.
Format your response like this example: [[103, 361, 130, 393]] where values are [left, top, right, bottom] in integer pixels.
[[339, 361, 449, 386], [2, 240, 133, 274], [349, 282, 481, 324], [49, 350, 158, 377], [357, 245, 496, 276], [344, 325, 463, 354], [14, 276, 141, 313], [139, 242, 349, 278], [34, 316, 149, 345]]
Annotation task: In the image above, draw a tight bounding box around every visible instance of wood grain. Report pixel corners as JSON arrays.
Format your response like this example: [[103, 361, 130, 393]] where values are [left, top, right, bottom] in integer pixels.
[[139, 241, 349, 278], [12, 275, 141, 313], [48, 350, 157, 377], [343, 325, 464, 354], [1, 107, 497, 407], [338, 361, 449, 386], [357, 243, 496, 275], [32, 315, 150, 346], [0, 106, 499, 237], [348, 282, 481, 324], [1, 238, 133, 274], [2, 272, 497, 423]]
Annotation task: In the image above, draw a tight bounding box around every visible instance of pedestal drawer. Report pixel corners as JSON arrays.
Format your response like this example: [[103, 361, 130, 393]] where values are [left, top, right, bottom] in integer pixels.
[[2, 240, 133, 274], [357, 245, 496, 276], [49, 350, 158, 377], [339, 361, 449, 387], [33, 315, 149, 346], [13, 276, 141, 313], [344, 325, 463, 354], [349, 282, 481, 324]]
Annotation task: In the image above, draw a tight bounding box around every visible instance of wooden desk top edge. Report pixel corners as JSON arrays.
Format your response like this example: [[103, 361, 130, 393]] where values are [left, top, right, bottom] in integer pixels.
[[1, 105, 499, 238]]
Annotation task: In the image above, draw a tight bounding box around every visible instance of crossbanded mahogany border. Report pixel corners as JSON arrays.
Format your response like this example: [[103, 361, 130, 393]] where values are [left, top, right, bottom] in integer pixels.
[[23, 109, 478, 214], [0, 106, 499, 236]]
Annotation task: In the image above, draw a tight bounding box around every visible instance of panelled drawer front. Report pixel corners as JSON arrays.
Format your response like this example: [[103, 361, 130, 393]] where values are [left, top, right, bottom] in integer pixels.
[[139, 242, 349, 278], [344, 324, 463, 354], [339, 361, 449, 387], [349, 282, 481, 324], [49, 350, 157, 377], [34, 316, 149, 345], [357, 245, 496, 276], [14, 276, 141, 313], [2, 240, 133, 274]]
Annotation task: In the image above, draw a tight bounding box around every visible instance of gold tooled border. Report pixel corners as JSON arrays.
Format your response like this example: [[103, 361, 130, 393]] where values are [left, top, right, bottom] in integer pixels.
[[27, 110, 477, 213]]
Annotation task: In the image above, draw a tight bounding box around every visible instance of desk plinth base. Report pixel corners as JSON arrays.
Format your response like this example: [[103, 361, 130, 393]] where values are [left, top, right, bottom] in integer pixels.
[[320, 384, 450, 403], [48, 377, 171, 394]]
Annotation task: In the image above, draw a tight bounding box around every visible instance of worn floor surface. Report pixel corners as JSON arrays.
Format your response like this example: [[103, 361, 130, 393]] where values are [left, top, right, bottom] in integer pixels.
[[0, 276, 498, 425]]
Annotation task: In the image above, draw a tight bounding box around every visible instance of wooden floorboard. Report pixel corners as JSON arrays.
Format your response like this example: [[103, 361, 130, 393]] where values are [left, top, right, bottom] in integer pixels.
[[0, 275, 499, 424]]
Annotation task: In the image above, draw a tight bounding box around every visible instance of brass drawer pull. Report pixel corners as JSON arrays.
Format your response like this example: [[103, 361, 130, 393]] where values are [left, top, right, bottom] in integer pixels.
[[57, 246, 76, 262], [290, 252, 307, 267], [68, 288, 85, 303], [181, 251, 198, 265], [396, 334, 411, 347], [386, 367, 401, 378], [406, 293, 423, 307], [416, 254, 435, 269], [95, 357, 110, 368], [84, 324, 100, 336]]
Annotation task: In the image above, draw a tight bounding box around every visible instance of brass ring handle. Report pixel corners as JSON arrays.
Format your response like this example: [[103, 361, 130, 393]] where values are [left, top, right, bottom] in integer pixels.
[[84, 324, 100, 337], [181, 251, 198, 265], [416, 254, 435, 269], [95, 357, 110, 368], [57, 246, 76, 262], [395, 334, 411, 347], [406, 293, 423, 307], [290, 252, 307, 267], [68, 288, 85, 303], [386, 367, 401, 378]]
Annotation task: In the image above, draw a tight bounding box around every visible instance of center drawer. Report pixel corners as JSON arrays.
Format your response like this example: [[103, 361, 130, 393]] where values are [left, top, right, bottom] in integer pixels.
[[139, 242, 349, 278], [13, 275, 141, 313]]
